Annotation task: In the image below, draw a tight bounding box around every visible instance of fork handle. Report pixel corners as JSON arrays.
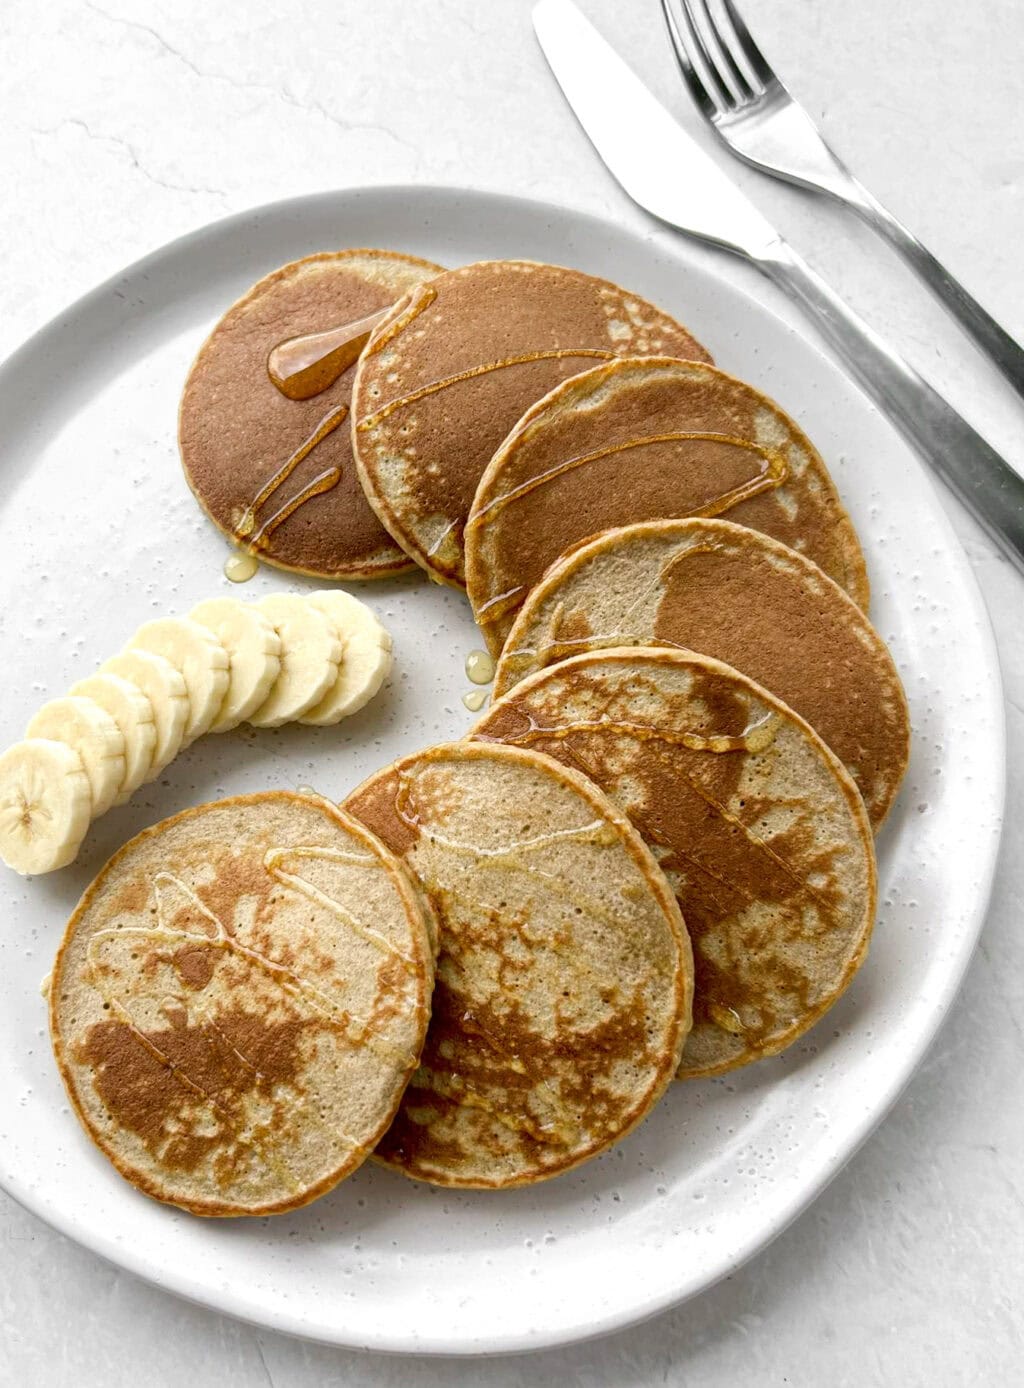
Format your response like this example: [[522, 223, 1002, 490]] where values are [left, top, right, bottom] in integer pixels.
[[757, 237, 1024, 573], [853, 188, 1024, 398]]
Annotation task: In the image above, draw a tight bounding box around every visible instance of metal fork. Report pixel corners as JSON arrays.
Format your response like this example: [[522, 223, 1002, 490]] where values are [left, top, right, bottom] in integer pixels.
[[661, 0, 1024, 399]]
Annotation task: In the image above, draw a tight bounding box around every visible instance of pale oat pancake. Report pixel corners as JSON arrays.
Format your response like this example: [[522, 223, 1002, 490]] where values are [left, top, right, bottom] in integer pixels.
[[472, 650, 876, 1079], [50, 792, 434, 1216], [494, 519, 909, 827], [464, 357, 869, 653], [344, 742, 691, 1187], [351, 261, 711, 587], [179, 250, 442, 581]]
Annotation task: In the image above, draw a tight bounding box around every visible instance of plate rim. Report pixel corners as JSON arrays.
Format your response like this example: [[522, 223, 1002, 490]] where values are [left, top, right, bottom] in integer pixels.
[[0, 182, 1006, 1356]]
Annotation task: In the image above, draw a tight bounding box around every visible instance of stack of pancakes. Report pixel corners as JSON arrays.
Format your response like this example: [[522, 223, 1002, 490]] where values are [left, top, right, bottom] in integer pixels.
[[47, 251, 908, 1216]]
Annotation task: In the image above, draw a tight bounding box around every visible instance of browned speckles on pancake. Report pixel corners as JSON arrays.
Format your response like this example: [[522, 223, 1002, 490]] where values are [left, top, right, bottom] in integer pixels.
[[471, 650, 876, 1080], [169, 942, 217, 990], [347, 764, 416, 856], [49, 792, 435, 1216], [494, 518, 909, 827], [378, 982, 654, 1175], [343, 742, 691, 1187], [76, 1008, 313, 1177], [178, 249, 443, 581], [350, 261, 711, 587], [464, 358, 869, 654], [183, 848, 275, 938]]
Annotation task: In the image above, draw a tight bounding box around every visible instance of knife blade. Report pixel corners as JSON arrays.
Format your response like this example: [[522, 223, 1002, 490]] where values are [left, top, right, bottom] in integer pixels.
[[531, 0, 1024, 572], [533, 0, 776, 257]]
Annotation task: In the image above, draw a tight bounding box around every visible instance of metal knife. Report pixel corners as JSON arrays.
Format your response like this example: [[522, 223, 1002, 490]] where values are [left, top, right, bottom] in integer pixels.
[[532, 0, 1024, 575]]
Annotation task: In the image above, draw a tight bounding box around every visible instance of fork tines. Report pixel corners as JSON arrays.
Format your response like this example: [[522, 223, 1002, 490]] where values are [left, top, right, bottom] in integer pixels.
[[661, 0, 774, 117]]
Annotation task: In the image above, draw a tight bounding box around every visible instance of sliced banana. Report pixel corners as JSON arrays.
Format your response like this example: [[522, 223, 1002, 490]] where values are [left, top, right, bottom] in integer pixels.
[[26, 696, 126, 818], [127, 617, 230, 745], [249, 594, 342, 727], [70, 672, 157, 805], [301, 590, 394, 725], [190, 598, 282, 733], [101, 650, 189, 778], [0, 739, 93, 875]]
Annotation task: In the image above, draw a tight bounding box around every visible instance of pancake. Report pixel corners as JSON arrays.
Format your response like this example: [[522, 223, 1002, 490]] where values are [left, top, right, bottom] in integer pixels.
[[179, 249, 442, 581], [471, 649, 876, 1079], [343, 742, 691, 1187], [350, 260, 712, 587], [464, 357, 869, 654], [50, 792, 435, 1216], [494, 518, 909, 828]]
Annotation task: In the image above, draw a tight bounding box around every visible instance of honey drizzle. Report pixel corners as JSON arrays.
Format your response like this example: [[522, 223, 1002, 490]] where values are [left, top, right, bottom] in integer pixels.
[[395, 771, 613, 860], [356, 348, 616, 431], [86, 932, 337, 1194], [512, 709, 779, 756], [250, 466, 342, 547], [223, 550, 260, 584], [658, 768, 843, 916], [90, 917, 412, 1074], [546, 743, 758, 922], [473, 586, 524, 624], [501, 541, 728, 672], [426, 520, 459, 558], [263, 846, 419, 971], [153, 871, 221, 936], [468, 431, 789, 535], [85, 851, 422, 1115], [504, 632, 659, 674], [465, 648, 495, 685], [234, 403, 348, 549], [267, 308, 390, 400], [487, 710, 847, 918], [394, 771, 632, 933], [360, 282, 439, 358]]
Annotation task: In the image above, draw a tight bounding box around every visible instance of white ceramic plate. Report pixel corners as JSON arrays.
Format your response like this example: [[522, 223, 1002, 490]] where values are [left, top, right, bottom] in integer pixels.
[[0, 186, 1004, 1355]]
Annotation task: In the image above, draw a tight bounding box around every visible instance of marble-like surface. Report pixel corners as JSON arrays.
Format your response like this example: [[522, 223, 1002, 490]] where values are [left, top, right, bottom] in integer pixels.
[[0, 0, 1021, 1382]]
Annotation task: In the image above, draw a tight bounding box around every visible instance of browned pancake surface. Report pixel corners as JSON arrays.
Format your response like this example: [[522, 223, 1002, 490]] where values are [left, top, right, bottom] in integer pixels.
[[351, 261, 712, 586], [465, 357, 869, 652], [495, 519, 909, 827], [344, 742, 691, 1187], [472, 650, 876, 1078], [50, 792, 435, 1216], [179, 250, 442, 580]]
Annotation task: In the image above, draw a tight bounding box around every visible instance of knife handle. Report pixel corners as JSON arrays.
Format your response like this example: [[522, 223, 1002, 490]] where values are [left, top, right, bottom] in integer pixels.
[[852, 186, 1024, 400], [757, 237, 1024, 574]]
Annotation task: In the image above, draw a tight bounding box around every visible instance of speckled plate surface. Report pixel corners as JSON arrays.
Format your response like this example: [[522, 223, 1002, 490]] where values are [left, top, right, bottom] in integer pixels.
[[0, 187, 1004, 1355]]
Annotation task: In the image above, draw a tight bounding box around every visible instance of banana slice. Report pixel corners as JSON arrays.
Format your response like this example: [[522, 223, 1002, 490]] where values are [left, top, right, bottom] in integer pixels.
[[0, 739, 93, 874], [127, 617, 230, 745], [301, 591, 394, 725], [190, 598, 282, 733], [70, 672, 157, 805], [101, 650, 189, 778], [249, 594, 342, 727], [26, 696, 126, 819]]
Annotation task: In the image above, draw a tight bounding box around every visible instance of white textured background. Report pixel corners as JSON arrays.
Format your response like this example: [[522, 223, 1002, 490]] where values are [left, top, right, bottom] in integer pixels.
[[1, 0, 1022, 1383]]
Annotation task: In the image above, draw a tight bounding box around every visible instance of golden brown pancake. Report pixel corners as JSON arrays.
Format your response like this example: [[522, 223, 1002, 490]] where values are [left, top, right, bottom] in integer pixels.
[[464, 357, 869, 653], [179, 250, 442, 581], [494, 518, 909, 827], [50, 792, 435, 1216], [343, 742, 691, 1187], [471, 650, 876, 1079], [350, 261, 712, 587]]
